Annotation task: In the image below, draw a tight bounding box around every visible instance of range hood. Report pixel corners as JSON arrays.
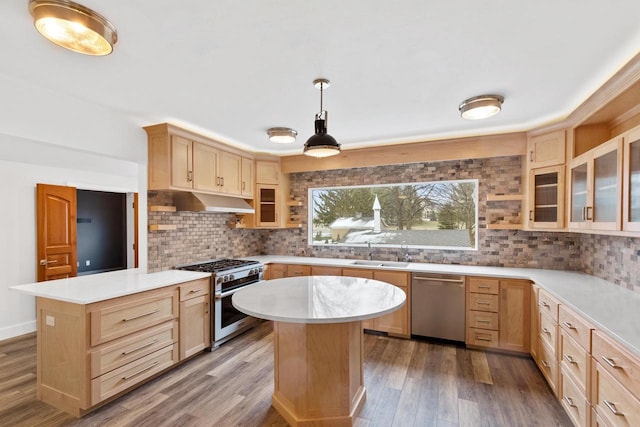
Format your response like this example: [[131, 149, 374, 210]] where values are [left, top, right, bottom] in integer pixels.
[[173, 192, 255, 214]]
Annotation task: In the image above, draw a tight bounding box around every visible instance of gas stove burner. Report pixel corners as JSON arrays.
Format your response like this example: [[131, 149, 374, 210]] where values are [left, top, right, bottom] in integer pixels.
[[176, 258, 260, 273]]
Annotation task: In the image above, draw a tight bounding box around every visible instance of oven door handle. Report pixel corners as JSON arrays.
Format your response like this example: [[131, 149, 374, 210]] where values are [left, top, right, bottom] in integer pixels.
[[215, 288, 242, 299]]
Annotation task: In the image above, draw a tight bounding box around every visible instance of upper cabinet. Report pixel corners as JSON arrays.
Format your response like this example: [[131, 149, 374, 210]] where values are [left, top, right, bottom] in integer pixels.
[[526, 130, 567, 229], [568, 137, 623, 231], [145, 123, 254, 199], [623, 127, 640, 231], [528, 130, 566, 169]]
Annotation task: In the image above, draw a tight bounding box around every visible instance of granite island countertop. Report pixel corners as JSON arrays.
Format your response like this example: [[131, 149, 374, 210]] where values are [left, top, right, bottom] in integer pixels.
[[245, 255, 640, 358]]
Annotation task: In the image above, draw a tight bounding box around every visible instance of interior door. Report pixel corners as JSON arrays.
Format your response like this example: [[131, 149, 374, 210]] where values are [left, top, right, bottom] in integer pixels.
[[36, 184, 78, 281]]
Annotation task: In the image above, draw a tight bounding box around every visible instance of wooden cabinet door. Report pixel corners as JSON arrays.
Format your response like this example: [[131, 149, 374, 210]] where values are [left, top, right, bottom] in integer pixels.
[[623, 127, 640, 231], [171, 135, 194, 189], [219, 151, 242, 195], [255, 160, 280, 184], [372, 271, 410, 338], [528, 130, 566, 168], [287, 265, 310, 277], [241, 157, 254, 198], [36, 184, 77, 281], [311, 266, 342, 276], [528, 165, 565, 229], [268, 264, 287, 279], [499, 280, 530, 353], [179, 295, 210, 360], [256, 185, 281, 227], [192, 142, 218, 192]]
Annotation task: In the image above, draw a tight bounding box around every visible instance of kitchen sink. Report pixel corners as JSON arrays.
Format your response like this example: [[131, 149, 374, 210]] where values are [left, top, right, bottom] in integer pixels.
[[350, 260, 409, 268]]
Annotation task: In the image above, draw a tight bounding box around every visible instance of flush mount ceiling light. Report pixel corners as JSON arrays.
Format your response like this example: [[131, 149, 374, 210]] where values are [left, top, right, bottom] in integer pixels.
[[267, 127, 298, 144], [29, 0, 118, 56], [303, 78, 341, 158], [458, 94, 504, 120]]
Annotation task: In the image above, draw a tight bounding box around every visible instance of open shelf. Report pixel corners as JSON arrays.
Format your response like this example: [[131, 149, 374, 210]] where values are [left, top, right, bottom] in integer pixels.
[[149, 224, 177, 231], [149, 205, 177, 212]]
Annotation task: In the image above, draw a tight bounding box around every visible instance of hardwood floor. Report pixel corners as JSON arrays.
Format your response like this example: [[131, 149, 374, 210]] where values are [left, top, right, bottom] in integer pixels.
[[0, 322, 571, 427]]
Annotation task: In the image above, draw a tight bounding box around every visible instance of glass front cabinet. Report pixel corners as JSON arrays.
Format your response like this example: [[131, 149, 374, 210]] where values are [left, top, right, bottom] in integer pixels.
[[528, 165, 565, 229], [568, 137, 623, 231], [623, 127, 640, 231]]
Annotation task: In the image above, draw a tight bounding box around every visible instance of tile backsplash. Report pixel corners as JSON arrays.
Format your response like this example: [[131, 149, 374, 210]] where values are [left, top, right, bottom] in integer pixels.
[[146, 156, 640, 292]]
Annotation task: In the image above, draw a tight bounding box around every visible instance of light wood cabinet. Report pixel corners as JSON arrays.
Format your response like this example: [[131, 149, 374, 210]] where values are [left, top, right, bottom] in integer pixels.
[[256, 184, 281, 227], [145, 123, 255, 199], [568, 137, 623, 231], [310, 265, 342, 276], [528, 164, 565, 229], [178, 279, 211, 360], [35, 278, 210, 417], [256, 160, 280, 184], [622, 126, 640, 232], [528, 130, 566, 169], [342, 268, 410, 338], [466, 276, 530, 353], [241, 157, 254, 198], [532, 288, 560, 396], [265, 263, 287, 279]]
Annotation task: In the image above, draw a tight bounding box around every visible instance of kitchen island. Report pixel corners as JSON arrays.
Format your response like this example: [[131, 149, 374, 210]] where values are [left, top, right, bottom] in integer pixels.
[[232, 275, 406, 427], [10, 268, 212, 416]]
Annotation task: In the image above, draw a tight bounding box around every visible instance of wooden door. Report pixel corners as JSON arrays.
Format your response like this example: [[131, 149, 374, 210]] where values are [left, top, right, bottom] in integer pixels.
[[498, 280, 531, 353], [241, 157, 254, 198], [171, 135, 193, 189], [373, 271, 410, 337], [192, 142, 218, 192], [37, 184, 77, 281], [219, 151, 242, 195]]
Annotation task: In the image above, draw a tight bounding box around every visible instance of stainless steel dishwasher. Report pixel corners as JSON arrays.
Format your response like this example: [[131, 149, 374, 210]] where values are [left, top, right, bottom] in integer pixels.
[[411, 273, 466, 342]]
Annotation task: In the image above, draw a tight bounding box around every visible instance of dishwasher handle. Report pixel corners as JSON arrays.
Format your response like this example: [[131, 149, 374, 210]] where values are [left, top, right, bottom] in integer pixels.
[[413, 275, 465, 284]]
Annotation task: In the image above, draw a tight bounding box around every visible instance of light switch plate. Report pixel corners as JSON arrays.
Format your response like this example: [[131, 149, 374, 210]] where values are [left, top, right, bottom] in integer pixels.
[[45, 315, 55, 326]]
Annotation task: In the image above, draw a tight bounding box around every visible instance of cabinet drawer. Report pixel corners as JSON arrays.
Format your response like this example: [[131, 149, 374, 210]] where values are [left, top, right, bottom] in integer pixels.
[[539, 310, 557, 350], [467, 277, 499, 294], [468, 294, 499, 312], [467, 328, 499, 348], [287, 265, 310, 277], [91, 321, 178, 379], [560, 369, 590, 427], [179, 278, 210, 302], [90, 291, 178, 346], [592, 361, 640, 427], [559, 305, 592, 351], [592, 330, 640, 398], [91, 344, 177, 406], [537, 337, 558, 395], [538, 289, 559, 322], [559, 329, 590, 393], [467, 310, 499, 330]]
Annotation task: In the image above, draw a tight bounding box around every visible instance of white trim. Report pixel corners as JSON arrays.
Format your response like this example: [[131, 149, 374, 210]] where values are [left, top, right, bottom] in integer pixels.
[[0, 320, 36, 341]]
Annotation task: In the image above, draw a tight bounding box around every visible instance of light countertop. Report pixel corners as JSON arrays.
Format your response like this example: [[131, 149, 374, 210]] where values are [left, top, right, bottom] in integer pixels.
[[232, 276, 406, 324], [246, 255, 640, 358], [9, 269, 211, 304]]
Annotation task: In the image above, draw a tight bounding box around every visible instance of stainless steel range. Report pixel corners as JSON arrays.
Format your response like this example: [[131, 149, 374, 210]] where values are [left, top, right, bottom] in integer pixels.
[[175, 259, 264, 348]]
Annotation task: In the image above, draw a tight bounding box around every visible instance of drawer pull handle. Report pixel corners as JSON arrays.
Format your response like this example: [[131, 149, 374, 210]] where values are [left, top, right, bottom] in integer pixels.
[[539, 301, 550, 308], [122, 361, 160, 381], [603, 400, 623, 416], [563, 354, 576, 364], [122, 339, 160, 356], [476, 336, 492, 342], [562, 321, 576, 330], [189, 289, 203, 293], [478, 285, 491, 289], [541, 360, 550, 368], [542, 327, 551, 334], [601, 356, 621, 369], [477, 319, 491, 323], [477, 301, 491, 305], [123, 309, 160, 322], [563, 396, 577, 408]]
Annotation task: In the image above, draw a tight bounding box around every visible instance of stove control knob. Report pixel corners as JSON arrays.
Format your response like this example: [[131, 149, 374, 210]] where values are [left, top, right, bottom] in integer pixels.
[[249, 269, 255, 275], [229, 274, 235, 281], [216, 277, 224, 285]]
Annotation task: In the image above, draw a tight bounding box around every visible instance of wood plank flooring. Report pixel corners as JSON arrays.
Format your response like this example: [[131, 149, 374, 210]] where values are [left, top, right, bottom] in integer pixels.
[[0, 322, 571, 426]]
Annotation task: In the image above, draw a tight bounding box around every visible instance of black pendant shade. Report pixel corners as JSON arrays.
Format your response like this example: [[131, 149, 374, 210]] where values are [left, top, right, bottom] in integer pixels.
[[303, 118, 341, 158]]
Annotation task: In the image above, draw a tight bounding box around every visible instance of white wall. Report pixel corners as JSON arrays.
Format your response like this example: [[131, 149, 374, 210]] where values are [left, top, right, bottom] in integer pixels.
[[0, 75, 149, 340]]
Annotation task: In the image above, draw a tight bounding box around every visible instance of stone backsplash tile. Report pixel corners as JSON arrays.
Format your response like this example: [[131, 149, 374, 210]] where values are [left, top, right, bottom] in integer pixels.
[[147, 191, 267, 272], [579, 233, 640, 292]]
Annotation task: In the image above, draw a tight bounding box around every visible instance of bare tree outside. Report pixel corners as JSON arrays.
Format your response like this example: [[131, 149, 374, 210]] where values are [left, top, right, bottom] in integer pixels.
[[309, 180, 478, 249]]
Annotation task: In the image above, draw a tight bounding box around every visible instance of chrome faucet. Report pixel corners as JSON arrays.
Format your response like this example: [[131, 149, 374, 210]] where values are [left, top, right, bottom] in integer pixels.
[[399, 243, 412, 262], [367, 241, 372, 260]]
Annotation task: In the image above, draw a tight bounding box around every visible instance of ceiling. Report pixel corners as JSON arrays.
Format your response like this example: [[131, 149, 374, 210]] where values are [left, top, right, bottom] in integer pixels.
[[3, 1, 640, 156]]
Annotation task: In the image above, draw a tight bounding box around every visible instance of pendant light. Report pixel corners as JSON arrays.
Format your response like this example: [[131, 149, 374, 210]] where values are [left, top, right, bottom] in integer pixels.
[[303, 78, 341, 158], [458, 95, 504, 120], [29, 0, 118, 56]]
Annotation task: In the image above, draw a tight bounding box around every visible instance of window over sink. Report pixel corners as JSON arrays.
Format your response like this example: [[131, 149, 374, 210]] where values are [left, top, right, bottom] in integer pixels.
[[308, 179, 478, 250]]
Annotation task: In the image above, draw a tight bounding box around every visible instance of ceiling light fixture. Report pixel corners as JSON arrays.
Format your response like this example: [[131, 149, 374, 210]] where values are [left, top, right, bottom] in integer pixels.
[[267, 127, 298, 144], [303, 78, 341, 158], [458, 94, 504, 120], [29, 0, 118, 56]]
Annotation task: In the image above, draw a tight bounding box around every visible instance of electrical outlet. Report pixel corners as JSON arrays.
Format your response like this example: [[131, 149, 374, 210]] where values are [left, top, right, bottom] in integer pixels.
[[46, 315, 55, 326], [86, 260, 91, 266]]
